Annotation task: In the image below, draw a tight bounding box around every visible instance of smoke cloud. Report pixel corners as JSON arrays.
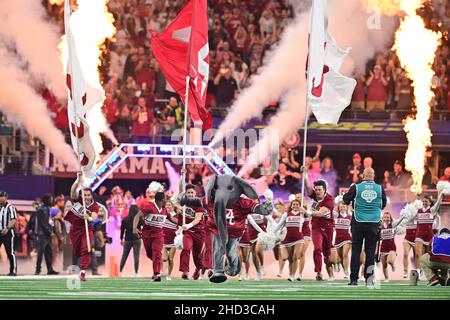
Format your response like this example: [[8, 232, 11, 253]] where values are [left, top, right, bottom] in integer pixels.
[[0, 47, 79, 169], [0, 0, 66, 99], [165, 161, 181, 194]]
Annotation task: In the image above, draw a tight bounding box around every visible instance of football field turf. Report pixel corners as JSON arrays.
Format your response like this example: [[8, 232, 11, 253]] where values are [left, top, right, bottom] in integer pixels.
[[0, 277, 448, 300]]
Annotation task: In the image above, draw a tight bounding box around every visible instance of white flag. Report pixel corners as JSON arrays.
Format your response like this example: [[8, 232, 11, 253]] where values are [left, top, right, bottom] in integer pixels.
[[307, 0, 356, 125], [64, 0, 99, 178]]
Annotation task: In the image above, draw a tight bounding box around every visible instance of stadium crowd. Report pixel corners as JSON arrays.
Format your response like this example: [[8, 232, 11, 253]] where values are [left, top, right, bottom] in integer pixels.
[[39, 0, 450, 145], [0, 0, 449, 175]]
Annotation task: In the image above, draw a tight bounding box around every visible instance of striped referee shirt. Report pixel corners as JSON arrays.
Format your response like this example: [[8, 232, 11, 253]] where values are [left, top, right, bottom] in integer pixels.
[[0, 202, 17, 231]]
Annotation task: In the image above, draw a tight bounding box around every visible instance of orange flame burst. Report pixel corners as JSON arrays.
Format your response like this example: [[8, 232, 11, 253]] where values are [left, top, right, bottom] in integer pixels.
[[393, 0, 441, 194]]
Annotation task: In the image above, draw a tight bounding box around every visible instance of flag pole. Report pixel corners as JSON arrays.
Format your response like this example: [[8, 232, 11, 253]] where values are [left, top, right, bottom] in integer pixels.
[[300, 3, 316, 231], [65, 0, 91, 253], [181, 75, 190, 226], [299, 98, 310, 233]]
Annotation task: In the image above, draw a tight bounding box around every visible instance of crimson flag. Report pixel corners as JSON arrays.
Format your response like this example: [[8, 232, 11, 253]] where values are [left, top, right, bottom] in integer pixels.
[[150, 0, 211, 131]]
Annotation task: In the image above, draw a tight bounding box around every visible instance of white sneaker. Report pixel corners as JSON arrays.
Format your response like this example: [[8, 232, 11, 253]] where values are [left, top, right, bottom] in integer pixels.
[[166, 276, 172, 281], [328, 276, 335, 281], [384, 279, 390, 283], [238, 275, 243, 281], [403, 271, 408, 279], [419, 269, 426, 280], [344, 273, 350, 280], [244, 275, 249, 281], [134, 273, 139, 278], [198, 274, 203, 280], [288, 276, 294, 282], [255, 272, 261, 281], [260, 267, 266, 276], [276, 272, 282, 278]]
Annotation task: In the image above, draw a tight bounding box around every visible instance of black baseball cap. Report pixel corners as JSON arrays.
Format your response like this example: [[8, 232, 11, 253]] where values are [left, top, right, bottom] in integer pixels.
[[0, 191, 8, 197]]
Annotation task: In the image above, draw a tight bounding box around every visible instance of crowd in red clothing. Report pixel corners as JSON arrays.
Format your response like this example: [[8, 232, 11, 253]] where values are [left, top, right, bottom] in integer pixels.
[[40, 0, 296, 145], [39, 0, 450, 147]]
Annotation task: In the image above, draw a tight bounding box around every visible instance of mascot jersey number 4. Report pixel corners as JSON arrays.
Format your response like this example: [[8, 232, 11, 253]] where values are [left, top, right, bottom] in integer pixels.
[[180, 174, 274, 283]]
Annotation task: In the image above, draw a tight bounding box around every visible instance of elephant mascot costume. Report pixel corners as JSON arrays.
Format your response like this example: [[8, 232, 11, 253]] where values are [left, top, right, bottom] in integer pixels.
[[180, 174, 274, 283]]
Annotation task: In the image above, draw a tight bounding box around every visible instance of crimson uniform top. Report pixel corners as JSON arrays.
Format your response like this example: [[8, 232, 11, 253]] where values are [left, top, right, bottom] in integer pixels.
[[65, 196, 100, 231], [415, 207, 434, 243], [281, 211, 304, 246], [271, 213, 281, 223], [239, 221, 251, 246], [334, 212, 352, 246], [310, 192, 335, 229], [163, 211, 178, 245], [205, 196, 258, 239], [248, 213, 267, 241], [177, 205, 205, 234], [380, 223, 396, 254], [138, 199, 170, 237]]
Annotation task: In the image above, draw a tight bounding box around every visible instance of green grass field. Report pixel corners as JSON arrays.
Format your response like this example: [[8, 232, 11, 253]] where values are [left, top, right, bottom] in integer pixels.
[[0, 277, 448, 300]]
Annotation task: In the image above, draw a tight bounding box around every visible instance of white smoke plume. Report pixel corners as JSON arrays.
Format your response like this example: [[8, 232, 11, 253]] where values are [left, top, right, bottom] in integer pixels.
[[0, 47, 79, 169], [0, 0, 66, 99], [165, 161, 181, 194], [213, 0, 396, 174]]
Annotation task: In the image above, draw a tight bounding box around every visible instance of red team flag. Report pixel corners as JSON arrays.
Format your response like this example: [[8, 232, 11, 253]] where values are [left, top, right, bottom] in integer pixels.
[[150, 0, 211, 131], [64, 0, 99, 177], [307, 0, 356, 124]]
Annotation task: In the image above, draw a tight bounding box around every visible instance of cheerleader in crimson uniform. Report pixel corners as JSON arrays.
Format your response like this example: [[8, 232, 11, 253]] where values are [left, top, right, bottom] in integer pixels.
[[380, 212, 404, 282], [297, 200, 312, 281], [272, 199, 305, 281], [273, 200, 287, 278], [247, 211, 275, 280], [177, 184, 206, 280], [237, 221, 251, 281], [402, 215, 417, 278], [162, 200, 178, 280], [331, 201, 352, 279], [413, 193, 444, 275]]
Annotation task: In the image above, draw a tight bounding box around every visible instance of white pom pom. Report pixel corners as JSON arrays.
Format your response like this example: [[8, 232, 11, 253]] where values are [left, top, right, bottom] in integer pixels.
[[400, 203, 417, 221], [257, 232, 277, 251], [148, 181, 164, 193], [334, 195, 343, 205], [170, 194, 179, 203], [394, 224, 406, 235], [412, 200, 423, 210], [174, 234, 183, 250], [436, 181, 449, 193], [264, 189, 274, 201], [288, 194, 296, 202], [438, 181, 450, 195]]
